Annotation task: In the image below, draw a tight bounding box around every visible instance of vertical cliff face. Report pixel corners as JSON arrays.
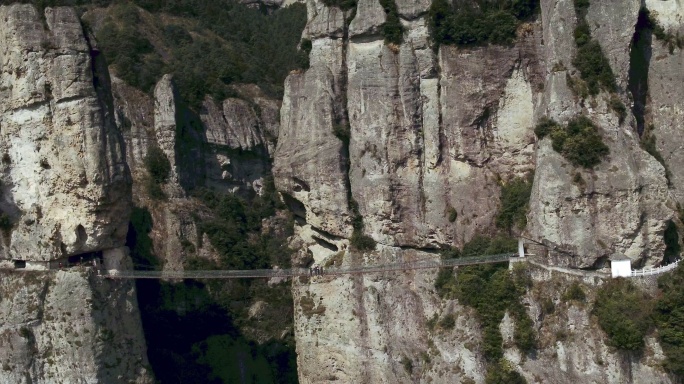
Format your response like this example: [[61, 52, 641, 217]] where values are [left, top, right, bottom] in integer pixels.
[[0, 4, 152, 383], [0, 267, 151, 383], [642, 0, 684, 205], [273, 0, 682, 381], [0, 4, 131, 261], [527, 0, 672, 269]]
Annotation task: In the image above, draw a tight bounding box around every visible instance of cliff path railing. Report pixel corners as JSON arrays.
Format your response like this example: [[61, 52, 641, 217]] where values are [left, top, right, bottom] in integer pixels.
[[630, 260, 681, 278], [101, 253, 515, 279]]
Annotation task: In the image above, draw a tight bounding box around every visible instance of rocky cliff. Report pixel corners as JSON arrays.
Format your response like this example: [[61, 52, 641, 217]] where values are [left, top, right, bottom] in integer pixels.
[[273, 0, 684, 382], [0, 4, 151, 382]]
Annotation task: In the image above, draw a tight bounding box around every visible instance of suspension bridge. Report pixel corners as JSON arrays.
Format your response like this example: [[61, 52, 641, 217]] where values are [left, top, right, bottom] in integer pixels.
[[100, 253, 515, 279]]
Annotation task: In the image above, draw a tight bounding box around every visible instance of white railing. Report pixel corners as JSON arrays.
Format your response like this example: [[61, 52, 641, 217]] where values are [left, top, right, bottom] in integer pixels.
[[630, 260, 680, 277]]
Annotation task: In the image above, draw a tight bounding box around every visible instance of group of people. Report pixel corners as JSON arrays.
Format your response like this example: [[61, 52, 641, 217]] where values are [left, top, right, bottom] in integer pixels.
[[57, 257, 103, 275], [309, 265, 324, 276]]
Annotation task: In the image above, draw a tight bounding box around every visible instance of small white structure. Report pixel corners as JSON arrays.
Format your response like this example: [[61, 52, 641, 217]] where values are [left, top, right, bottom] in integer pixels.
[[25, 261, 50, 271], [610, 254, 632, 278], [518, 238, 526, 258]]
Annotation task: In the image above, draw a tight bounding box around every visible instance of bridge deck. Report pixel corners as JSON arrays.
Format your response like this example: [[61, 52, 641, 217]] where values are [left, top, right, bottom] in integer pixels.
[[101, 253, 515, 279]]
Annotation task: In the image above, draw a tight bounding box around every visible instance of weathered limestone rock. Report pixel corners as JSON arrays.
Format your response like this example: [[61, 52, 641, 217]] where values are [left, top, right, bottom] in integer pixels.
[[112, 76, 155, 178], [305, 0, 346, 39], [279, 0, 680, 381], [348, 0, 385, 37], [528, 0, 673, 268], [201, 97, 265, 152], [585, 0, 641, 90], [345, 35, 540, 249], [0, 267, 153, 383], [294, 248, 672, 384], [0, 4, 131, 261], [273, 37, 352, 238], [645, 2, 684, 205]]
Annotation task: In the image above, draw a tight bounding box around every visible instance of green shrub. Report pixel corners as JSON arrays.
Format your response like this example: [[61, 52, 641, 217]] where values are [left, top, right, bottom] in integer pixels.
[[571, 0, 616, 95], [641, 8, 684, 54], [435, 268, 457, 298], [593, 279, 653, 351], [656, 262, 684, 378], [434, 235, 535, 360], [401, 355, 413, 373], [562, 116, 610, 167], [379, 0, 404, 45], [321, 0, 357, 10], [541, 298, 555, 315], [485, 359, 527, 384], [439, 313, 456, 330], [533, 117, 561, 139], [609, 96, 627, 124], [144, 177, 166, 200], [496, 175, 533, 231], [144, 145, 171, 184], [350, 230, 376, 251], [536, 116, 609, 168], [562, 281, 586, 303], [447, 206, 458, 223], [428, 0, 539, 48]]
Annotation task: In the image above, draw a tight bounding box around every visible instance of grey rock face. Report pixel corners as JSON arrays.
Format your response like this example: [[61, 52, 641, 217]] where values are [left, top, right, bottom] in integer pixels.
[[348, 0, 385, 37], [273, 38, 352, 238], [0, 5, 131, 261], [0, 266, 153, 383], [276, 0, 680, 382], [527, 0, 673, 268], [645, 2, 684, 206]]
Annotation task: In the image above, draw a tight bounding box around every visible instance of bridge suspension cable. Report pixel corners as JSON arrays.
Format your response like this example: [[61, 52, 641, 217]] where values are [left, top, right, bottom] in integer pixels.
[[101, 253, 516, 280]]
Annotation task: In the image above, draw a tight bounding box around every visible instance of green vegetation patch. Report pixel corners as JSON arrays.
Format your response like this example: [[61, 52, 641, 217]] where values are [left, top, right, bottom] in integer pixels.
[[434, 235, 536, 360], [321, 0, 357, 11], [428, 0, 538, 48], [496, 175, 533, 231], [192, 177, 292, 270], [379, 0, 404, 45], [638, 8, 684, 54], [656, 262, 684, 379], [535, 116, 609, 168], [485, 359, 527, 384], [349, 198, 376, 251], [92, 1, 307, 106], [143, 145, 171, 200], [641, 125, 671, 183], [571, 0, 616, 95], [562, 281, 586, 303], [592, 279, 653, 351]]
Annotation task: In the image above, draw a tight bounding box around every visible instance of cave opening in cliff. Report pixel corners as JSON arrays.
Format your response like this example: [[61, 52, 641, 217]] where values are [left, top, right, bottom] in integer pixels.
[[628, 8, 653, 136], [663, 220, 681, 264]]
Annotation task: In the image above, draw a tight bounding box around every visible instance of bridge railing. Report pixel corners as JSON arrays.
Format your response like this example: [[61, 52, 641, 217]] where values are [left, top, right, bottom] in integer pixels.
[[102, 253, 517, 279], [630, 260, 680, 278]]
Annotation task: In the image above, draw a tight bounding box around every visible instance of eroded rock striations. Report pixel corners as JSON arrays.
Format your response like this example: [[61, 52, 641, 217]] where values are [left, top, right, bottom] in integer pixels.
[[273, 0, 682, 381], [0, 4, 130, 261], [0, 5, 151, 383]]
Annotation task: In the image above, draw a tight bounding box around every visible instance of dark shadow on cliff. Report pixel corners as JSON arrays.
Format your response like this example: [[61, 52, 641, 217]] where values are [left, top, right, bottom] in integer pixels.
[[127, 207, 298, 384], [628, 7, 653, 136]]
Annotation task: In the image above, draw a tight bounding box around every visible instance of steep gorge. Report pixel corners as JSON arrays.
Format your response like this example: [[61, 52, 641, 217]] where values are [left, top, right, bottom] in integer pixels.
[[0, 0, 683, 382]]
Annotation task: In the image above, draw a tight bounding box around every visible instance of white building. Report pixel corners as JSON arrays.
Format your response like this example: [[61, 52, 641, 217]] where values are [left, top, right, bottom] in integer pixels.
[[610, 254, 632, 278]]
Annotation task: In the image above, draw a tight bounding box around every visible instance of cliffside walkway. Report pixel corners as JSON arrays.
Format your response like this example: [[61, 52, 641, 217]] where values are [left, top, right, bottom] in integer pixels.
[[100, 253, 515, 279], [630, 259, 681, 278]]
